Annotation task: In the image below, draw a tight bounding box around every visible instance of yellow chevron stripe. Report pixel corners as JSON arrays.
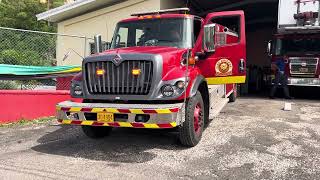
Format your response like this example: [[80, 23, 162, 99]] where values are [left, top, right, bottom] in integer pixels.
[[59, 120, 178, 129], [81, 121, 94, 126], [143, 124, 160, 129], [129, 109, 145, 114], [206, 76, 246, 85], [105, 108, 120, 113], [57, 107, 180, 114], [155, 109, 172, 114], [170, 122, 177, 127], [62, 120, 72, 124], [91, 108, 105, 113], [118, 122, 133, 128], [69, 107, 82, 112]]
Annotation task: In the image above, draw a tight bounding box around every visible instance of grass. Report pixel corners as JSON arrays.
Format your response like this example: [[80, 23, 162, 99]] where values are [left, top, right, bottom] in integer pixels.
[[0, 116, 56, 128]]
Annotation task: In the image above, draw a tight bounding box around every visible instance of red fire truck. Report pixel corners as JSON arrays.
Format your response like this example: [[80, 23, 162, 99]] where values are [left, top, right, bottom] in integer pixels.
[[268, 0, 320, 87], [56, 8, 246, 147]]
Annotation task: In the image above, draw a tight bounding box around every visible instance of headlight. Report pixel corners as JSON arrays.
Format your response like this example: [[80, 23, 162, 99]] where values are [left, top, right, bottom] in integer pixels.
[[73, 84, 83, 96], [161, 85, 174, 97]]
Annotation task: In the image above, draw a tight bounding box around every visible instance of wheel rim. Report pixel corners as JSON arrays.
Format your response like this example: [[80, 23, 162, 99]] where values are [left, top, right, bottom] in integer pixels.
[[193, 103, 203, 134]]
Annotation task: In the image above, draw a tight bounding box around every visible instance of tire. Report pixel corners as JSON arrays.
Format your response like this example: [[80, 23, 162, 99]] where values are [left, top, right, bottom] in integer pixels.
[[82, 126, 112, 139], [228, 85, 237, 103], [179, 91, 205, 147]]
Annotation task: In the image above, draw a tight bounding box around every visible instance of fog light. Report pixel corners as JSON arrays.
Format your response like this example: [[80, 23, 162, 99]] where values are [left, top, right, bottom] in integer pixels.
[[96, 69, 105, 76], [161, 85, 174, 97], [135, 114, 150, 123], [74, 85, 82, 96], [132, 69, 141, 76]]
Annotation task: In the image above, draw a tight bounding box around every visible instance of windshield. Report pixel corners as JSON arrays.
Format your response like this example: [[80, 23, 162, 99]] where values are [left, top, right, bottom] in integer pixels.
[[110, 18, 192, 49], [274, 37, 320, 55]]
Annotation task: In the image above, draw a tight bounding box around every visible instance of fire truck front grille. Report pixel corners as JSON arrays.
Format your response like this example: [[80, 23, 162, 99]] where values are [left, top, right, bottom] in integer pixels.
[[290, 57, 319, 77], [85, 60, 153, 95]]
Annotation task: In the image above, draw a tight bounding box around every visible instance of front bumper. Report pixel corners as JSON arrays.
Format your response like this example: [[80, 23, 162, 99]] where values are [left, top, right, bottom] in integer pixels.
[[56, 101, 185, 129], [288, 78, 320, 87]]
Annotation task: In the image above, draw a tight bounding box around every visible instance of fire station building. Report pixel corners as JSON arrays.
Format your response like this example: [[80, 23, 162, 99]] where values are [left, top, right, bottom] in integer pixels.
[[37, 0, 279, 93]]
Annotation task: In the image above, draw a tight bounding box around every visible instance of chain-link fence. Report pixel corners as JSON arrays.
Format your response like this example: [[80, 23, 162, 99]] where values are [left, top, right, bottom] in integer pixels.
[[0, 27, 95, 90]]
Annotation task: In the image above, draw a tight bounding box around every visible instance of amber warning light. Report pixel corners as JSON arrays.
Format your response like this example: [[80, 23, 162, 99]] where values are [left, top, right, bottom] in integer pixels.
[[96, 69, 105, 76], [132, 69, 141, 76]]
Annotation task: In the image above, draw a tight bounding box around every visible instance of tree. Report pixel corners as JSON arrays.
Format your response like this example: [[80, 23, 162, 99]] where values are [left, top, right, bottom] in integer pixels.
[[0, 0, 64, 32]]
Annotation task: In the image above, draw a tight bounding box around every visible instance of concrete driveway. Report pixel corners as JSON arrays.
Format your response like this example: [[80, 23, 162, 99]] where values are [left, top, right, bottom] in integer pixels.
[[1, 98, 320, 180]]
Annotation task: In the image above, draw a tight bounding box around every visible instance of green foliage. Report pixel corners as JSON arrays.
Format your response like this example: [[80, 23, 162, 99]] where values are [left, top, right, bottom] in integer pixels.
[[0, 0, 64, 67], [0, 0, 65, 32], [0, 29, 56, 66]]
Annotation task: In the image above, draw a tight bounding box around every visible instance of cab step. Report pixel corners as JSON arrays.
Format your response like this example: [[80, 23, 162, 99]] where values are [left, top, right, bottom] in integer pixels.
[[208, 85, 229, 119]]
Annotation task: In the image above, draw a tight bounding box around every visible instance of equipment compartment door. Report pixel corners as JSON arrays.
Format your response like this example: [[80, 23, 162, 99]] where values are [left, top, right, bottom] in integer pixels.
[[198, 11, 246, 85]]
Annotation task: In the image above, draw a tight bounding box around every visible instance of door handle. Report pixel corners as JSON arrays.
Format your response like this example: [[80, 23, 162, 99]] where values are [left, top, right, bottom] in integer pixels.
[[239, 59, 245, 73]]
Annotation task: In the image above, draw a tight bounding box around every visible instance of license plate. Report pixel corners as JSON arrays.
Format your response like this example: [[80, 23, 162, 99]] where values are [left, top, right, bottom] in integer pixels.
[[299, 68, 309, 73], [97, 112, 114, 122]]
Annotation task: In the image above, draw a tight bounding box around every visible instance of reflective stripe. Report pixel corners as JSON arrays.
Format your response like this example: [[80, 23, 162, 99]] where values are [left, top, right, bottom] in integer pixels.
[[143, 124, 160, 129], [129, 109, 145, 114], [62, 120, 72, 124], [118, 122, 133, 128], [206, 76, 246, 85], [81, 121, 94, 126], [69, 107, 82, 112], [155, 109, 172, 114], [59, 120, 177, 129], [91, 108, 105, 113], [56, 106, 180, 114], [170, 122, 177, 127], [105, 108, 120, 113]]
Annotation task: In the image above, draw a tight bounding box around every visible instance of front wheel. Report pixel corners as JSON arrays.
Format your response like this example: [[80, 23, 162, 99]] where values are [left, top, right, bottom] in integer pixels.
[[179, 91, 204, 147], [82, 126, 112, 139]]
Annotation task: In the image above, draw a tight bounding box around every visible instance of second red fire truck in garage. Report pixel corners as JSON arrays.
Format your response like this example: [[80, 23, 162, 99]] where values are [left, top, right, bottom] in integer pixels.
[[268, 0, 320, 87]]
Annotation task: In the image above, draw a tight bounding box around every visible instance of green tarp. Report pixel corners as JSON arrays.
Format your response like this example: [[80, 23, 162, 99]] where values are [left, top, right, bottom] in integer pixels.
[[0, 64, 81, 75]]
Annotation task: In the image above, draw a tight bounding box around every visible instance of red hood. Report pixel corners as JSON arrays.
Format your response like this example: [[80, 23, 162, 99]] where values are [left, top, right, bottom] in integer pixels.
[[100, 46, 186, 56], [98, 47, 187, 75]]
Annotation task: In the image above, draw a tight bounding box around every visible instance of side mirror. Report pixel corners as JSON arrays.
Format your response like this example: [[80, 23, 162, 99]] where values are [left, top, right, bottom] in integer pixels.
[[203, 24, 216, 52], [267, 40, 272, 57], [94, 34, 103, 53]]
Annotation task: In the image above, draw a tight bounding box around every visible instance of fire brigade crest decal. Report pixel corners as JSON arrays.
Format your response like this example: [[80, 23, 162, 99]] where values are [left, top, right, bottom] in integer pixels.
[[215, 59, 233, 76]]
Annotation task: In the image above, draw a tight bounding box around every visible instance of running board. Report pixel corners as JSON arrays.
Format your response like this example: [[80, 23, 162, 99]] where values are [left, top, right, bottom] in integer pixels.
[[208, 85, 229, 119]]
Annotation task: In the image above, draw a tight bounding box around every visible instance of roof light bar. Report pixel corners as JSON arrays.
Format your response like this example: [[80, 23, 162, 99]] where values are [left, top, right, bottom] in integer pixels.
[[131, 8, 190, 17]]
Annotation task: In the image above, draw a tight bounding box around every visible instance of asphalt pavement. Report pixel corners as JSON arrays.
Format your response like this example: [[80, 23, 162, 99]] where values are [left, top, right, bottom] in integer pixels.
[[1, 97, 320, 180]]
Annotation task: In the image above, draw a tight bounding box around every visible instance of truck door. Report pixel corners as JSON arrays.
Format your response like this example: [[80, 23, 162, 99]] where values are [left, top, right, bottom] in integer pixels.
[[197, 11, 246, 85]]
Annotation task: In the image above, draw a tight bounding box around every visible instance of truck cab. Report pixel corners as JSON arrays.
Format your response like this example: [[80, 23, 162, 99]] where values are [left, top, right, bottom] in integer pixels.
[[56, 8, 246, 147]]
